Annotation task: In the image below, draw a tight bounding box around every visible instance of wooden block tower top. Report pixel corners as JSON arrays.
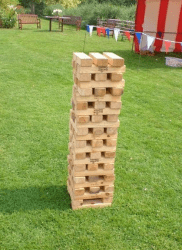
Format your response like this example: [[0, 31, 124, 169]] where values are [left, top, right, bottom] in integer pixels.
[[103, 52, 124, 67], [73, 52, 93, 67], [89, 53, 108, 67]]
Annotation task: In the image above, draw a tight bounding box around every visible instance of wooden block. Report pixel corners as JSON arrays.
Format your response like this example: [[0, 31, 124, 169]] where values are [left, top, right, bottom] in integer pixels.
[[71, 110, 75, 121], [73, 52, 93, 67], [90, 187, 100, 193], [67, 155, 72, 164], [111, 87, 124, 96], [93, 127, 104, 135], [107, 114, 118, 122], [110, 101, 122, 109], [75, 152, 86, 160], [89, 52, 108, 67], [75, 188, 85, 196], [72, 60, 76, 68], [105, 139, 117, 147], [74, 177, 86, 184], [87, 164, 98, 171], [76, 116, 90, 123], [74, 164, 86, 172], [71, 199, 83, 207], [104, 152, 116, 158], [91, 139, 103, 148], [75, 140, 87, 148], [106, 127, 117, 135], [73, 76, 79, 85], [94, 88, 106, 97], [95, 73, 107, 81], [103, 197, 113, 203], [91, 115, 103, 123], [94, 101, 106, 109], [110, 73, 123, 82], [77, 73, 91, 82], [88, 176, 100, 182], [103, 52, 124, 67], [77, 128, 88, 135], [76, 63, 126, 75], [90, 152, 101, 159], [104, 185, 114, 192], [77, 87, 92, 96], [76, 102, 88, 110], [104, 175, 115, 182]]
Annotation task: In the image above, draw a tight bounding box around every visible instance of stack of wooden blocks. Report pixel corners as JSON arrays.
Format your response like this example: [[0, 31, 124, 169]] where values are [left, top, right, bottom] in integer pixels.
[[67, 52, 125, 210]]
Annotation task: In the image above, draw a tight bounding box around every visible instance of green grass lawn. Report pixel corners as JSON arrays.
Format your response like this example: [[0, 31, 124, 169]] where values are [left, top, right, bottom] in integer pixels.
[[0, 19, 182, 250]]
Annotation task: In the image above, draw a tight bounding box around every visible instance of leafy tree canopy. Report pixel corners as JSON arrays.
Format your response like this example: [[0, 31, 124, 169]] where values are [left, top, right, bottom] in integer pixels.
[[81, 0, 136, 6], [19, 0, 82, 9], [46, 0, 81, 8]]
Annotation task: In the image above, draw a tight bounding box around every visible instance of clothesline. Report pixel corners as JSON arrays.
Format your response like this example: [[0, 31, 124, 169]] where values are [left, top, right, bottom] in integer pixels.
[[87, 25, 134, 33], [86, 25, 182, 46], [140, 32, 182, 45]]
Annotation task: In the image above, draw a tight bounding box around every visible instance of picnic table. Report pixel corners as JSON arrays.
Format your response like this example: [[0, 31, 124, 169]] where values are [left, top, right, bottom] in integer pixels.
[[44, 16, 71, 31]]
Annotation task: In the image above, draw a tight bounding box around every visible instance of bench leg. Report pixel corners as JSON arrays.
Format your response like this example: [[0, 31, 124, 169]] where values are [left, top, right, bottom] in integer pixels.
[[18, 22, 22, 29]]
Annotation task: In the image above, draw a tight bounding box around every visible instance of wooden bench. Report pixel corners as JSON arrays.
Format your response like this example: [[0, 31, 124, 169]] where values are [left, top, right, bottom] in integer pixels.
[[115, 20, 135, 39], [97, 18, 135, 39], [97, 18, 119, 37], [59, 16, 82, 31], [18, 14, 41, 29]]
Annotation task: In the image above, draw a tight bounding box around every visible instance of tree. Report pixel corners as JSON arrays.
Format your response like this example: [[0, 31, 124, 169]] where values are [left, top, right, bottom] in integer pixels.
[[81, 0, 136, 6], [59, 0, 81, 8], [19, 0, 82, 14], [18, 0, 41, 14], [46, 0, 82, 8]]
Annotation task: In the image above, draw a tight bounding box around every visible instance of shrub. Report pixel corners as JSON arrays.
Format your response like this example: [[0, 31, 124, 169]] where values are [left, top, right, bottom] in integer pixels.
[[15, 5, 25, 14], [43, 4, 65, 17], [19, 0, 46, 16], [0, 7, 16, 28], [63, 2, 136, 28]]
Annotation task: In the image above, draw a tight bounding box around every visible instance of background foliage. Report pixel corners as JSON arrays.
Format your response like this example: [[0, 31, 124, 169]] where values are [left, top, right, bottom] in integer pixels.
[[0, 2, 16, 28], [0, 0, 137, 25], [43, 2, 136, 28], [82, 0, 136, 6]]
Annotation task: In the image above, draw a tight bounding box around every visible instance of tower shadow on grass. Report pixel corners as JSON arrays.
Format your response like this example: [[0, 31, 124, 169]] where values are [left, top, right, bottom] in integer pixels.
[[0, 185, 71, 214]]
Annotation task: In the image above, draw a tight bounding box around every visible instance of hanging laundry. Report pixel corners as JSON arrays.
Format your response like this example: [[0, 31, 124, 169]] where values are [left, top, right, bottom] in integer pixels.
[[114, 28, 120, 41], [97, 27, 101, 36], [124, 31, 131, 41], [135, 32, 142, 44], [86, 25, 89, 32], [101, 27, 106, 36], [89, 25, 94, 36], [106, 28, 110, 38], [164, 41, 171, 53], [146, 35, 155, 49]]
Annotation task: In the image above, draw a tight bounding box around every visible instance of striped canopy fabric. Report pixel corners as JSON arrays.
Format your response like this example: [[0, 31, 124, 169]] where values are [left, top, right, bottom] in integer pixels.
[[135, 0, 182, 52]]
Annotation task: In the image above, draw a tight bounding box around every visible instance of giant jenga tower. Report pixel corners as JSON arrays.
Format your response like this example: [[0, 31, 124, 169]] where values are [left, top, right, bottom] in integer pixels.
[[67, 52, 125, 210]]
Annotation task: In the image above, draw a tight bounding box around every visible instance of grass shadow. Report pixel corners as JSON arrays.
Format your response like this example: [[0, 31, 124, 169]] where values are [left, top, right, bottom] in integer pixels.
[[0, 185, 71, 214], [34, 29, 63, 33]]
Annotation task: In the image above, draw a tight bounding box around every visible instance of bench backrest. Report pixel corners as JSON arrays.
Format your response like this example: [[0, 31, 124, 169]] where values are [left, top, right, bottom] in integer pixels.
[[62, 15, 81, 25], [97, 18, 107, 27], [97, 18, 135, 32], [18, 14, 38, 23], [116, 20, 135, 32]]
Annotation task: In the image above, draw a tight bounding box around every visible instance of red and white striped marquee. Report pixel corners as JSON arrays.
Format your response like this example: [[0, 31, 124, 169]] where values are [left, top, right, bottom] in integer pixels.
[[135, 0, 182, 52]]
